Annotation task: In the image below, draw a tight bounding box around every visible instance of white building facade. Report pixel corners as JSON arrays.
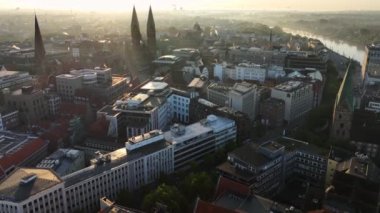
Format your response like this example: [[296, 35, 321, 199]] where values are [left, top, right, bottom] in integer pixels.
[[214, 62, 267, 82], [63, 130, 174, 212], [271, 81, 313, 122], [228, 82, 258, 120], [165, 115, 236, 170]]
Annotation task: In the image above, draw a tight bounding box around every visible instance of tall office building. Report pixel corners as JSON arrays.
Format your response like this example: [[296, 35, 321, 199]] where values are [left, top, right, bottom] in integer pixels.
[[362, 43, 380, 85], [271, 81, 313, 122], [228, 82, 258, 120], [165, 115, 236, 170]]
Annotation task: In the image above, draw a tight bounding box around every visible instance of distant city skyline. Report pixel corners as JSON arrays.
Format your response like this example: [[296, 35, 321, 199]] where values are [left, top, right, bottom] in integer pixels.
[[0, 0, 380, 11]]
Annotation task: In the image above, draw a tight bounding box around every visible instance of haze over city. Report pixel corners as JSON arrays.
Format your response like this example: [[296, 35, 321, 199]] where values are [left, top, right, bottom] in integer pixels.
[[0, 0, 380, 11]]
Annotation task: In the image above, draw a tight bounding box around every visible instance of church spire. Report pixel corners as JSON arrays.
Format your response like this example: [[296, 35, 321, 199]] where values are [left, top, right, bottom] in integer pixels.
[[131, 6, 142, 48], [147, 6, 156, 57], [34, 14, 45, 67]]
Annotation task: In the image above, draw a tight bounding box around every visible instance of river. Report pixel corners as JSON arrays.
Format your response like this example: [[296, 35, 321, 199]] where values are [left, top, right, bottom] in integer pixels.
[[283, 28, 365, 65]]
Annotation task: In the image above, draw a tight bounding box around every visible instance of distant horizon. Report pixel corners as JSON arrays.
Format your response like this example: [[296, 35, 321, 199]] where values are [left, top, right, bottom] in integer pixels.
[[1, 8, 380, 14], [0, 0, 380, 12]]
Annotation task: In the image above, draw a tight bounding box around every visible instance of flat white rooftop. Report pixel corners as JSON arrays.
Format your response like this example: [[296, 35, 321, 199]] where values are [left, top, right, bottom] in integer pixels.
[[141, 81, 168, 91], [164, 115, 235, 144]]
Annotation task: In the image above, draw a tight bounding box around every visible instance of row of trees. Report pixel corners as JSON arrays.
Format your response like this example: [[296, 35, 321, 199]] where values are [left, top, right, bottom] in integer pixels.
[[116, 172, 215, 213], [116, 142, 238, 212], [292, 60, 341, 148]]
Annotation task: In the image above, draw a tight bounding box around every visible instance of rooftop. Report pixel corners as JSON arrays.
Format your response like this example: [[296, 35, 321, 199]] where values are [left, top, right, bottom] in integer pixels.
[[0, 70, 25, 78], [8, 87, 42, 96], [274, 80, 309, 92], [274, 137, 328, 156], [231, 82, 256, 95], [214, 192, 300, 213], [198, 98, 218, 108], [141, 81, 168, 91], [336, 156, 380, 182], [56, 73, 81, 79], [164, 115, 234, 144], [228, 144, 273, 168], [260, 141, 285, 152], [367, 43, 380, 50], [128, 130, 162, 145], [98, 105, 121, 117], [194, 199, 236, 213], [63, 137, 171, 187], [208, 82, 232, 94], [0, 131, 38, 157], [0, 168, 62, 202], [153, 55, 182, 64], [236, 62, 264, 68], [36, 149, 84, 177], [69, 67, 111, 76], [187, 77, 206, 88], [114, 94, 166, 112]]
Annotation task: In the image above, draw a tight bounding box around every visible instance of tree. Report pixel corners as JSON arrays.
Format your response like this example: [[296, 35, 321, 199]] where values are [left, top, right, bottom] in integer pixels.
[[182, 172, 215, 201], [142, 184, 187, 213], [116, 189, 140, 209]]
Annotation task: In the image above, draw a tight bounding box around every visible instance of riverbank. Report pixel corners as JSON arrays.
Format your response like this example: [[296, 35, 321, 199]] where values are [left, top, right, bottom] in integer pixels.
[[283, 28, 365, 65]]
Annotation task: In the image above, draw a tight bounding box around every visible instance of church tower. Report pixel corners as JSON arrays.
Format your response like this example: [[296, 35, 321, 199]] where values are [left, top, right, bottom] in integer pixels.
[[131, 6, 142, 48], [331, 62, 354, 141], [147, 6, 156, 57], [34, 15, 46, 70]]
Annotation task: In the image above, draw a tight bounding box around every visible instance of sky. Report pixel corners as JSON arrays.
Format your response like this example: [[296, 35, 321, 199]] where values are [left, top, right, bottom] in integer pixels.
[[0, 0, 380, 11]]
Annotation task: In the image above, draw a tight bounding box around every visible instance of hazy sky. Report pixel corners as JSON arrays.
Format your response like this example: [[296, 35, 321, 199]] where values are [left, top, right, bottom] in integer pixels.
[[1, 0, 380, 11]]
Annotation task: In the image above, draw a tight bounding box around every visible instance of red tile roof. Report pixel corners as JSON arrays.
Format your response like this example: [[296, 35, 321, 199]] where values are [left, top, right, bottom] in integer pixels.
[[194, 198, 237, 213], [60, 102, 87, 116], [0, 138, 46, 178], [215, 176, 251, 198]]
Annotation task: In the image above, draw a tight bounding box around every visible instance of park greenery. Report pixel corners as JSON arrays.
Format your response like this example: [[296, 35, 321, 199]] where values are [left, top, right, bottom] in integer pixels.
[[115, 141, 237, 212]]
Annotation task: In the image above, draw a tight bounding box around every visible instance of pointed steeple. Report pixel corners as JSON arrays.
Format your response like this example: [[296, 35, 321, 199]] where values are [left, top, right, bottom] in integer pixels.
[[147, 6, 156, 56], [131, 6, 142, 48], [335, 61, 354, 112], [34, 15, 45, 66]]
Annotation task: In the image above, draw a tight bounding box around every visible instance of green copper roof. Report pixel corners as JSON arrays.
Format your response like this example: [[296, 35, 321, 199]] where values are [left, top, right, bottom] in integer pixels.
[[335, 61, 354, 112]]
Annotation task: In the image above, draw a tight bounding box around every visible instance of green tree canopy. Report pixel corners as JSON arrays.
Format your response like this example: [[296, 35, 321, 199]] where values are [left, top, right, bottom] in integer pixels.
[[142, 184, 187, 213], [182, 172, 215, 201]]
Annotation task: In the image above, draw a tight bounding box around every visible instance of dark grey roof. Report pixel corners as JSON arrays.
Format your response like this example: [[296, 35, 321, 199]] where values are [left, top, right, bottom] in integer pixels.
[[0, 168, 62, 202], [229, 144, 272, 168]]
